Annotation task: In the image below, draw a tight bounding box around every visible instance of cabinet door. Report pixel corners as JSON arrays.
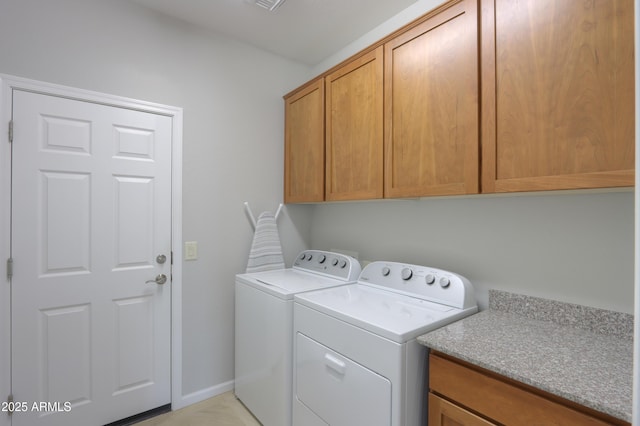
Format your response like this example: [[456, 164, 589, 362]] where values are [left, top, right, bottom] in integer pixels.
[[384, 0, 479, 198], [430, 353, 623, 426], [284, 79, 325, 203], [481, 0, 634, 193], [428, 393, 496, 426], [326, 47, 384, 201]]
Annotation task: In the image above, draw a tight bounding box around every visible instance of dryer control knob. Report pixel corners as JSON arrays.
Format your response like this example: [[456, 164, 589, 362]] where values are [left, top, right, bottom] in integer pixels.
[[439, 277, 450, 288], [318, 255, 326, 264], [381, 266, 391, 276], [300, 253, 306, 260], [425, 274, 436, 285], [306, 254, 313, 261], [401, 268, 413, 281], [332, 258, 339, 266], [339, 260, 347, 268]]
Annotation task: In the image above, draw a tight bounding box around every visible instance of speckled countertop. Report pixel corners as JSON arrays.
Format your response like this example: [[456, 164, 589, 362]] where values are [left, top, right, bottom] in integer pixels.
[[417, 290, 633, 423]]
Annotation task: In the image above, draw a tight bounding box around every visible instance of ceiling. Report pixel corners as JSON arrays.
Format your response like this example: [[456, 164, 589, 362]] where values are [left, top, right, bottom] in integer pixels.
[[132, 0, 417, 66]]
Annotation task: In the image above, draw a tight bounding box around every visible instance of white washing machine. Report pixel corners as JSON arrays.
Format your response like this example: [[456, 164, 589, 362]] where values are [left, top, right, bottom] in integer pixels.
[[235, 250, 361, 426], [293, 261, 478, 426]]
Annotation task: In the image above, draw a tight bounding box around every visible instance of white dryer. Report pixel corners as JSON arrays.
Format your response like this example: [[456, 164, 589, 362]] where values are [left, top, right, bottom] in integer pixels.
[[235, 250, 361, 426], [293, 261, 478, 426]]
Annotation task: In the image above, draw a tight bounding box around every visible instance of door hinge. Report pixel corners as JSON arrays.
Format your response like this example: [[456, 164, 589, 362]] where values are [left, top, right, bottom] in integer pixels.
[[6, 394, 13, 415], [8, 120, 13, 143], [171, 251, 173, 265], [6, 258, 13, 279]]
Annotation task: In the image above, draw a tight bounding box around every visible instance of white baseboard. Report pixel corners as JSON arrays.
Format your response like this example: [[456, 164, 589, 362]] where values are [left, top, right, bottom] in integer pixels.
[[172, 380, 235, 411]]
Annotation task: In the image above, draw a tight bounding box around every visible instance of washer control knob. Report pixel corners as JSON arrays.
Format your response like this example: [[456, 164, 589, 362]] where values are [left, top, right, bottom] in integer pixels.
[[300, 253, 306, 260], [401, 268, 413, 281], [439, 277, 450, 288], [332, 258, 339, 266], [339, 260, 347, 268], [306, 254, 313, 261], [425, 274, 436, 285], [318, 255, 326, 264], [381, 266, 391, 276]]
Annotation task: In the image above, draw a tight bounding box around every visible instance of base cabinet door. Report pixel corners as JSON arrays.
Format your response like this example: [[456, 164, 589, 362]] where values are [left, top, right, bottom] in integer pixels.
[[428, 393, 495, 426], [429, 353, 628, 426]]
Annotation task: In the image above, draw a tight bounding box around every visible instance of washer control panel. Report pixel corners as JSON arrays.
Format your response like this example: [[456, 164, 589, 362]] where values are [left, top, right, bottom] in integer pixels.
[[293, 250, 361, 281], [358, 261, 476, 310]]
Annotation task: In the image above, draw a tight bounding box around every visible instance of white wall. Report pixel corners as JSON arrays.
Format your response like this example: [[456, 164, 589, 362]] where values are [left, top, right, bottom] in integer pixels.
[[0, 0, 312, 404], [304, 0, 635, 315], [309, 0, 446, 79], [311, 191, 634, 313]]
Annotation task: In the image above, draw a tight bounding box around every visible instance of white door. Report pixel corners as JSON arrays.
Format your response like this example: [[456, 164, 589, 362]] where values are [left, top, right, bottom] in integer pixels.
[[10, 89, 172, 425]]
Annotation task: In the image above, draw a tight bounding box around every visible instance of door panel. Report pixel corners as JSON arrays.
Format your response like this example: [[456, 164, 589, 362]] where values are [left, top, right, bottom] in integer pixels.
[[11, 89, 171, 426], [40, 304, 92, 406], [113, 176, 154, 268], [113, 296, 154, 394], [41, 171, 91, 275]]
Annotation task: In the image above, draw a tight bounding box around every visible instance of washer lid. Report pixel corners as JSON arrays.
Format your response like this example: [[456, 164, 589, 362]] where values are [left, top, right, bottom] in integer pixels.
[[236, 269, 351, 299], [294, 284, 477, 343]]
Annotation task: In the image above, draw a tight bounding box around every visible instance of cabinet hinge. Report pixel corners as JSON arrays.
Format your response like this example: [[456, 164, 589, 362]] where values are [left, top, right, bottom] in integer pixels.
[[6, 394, 13, 415], [8, 120, 13, 143], [6, 258, 13, 280]]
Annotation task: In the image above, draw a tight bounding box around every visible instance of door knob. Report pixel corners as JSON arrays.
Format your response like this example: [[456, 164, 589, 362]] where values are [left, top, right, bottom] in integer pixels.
[[146, 274, 167, 285]]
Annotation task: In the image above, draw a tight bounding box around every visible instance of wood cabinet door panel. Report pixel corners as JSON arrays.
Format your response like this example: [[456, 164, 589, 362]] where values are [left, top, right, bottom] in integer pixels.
[[429, 393, 496, 426], [284, 79, 325, 202], [326, 47, 384, 201], [385, 0, 479, 198], [430, 353, 624, 426], [482, 0, 634, 192]]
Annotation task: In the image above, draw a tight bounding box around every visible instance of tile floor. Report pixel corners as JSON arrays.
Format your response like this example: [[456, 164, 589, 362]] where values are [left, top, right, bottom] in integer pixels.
[[135, 392, 260, 426]]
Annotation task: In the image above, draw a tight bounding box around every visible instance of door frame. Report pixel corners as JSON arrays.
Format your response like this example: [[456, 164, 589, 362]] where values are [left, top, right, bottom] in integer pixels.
[[0, 74, 183, 426]]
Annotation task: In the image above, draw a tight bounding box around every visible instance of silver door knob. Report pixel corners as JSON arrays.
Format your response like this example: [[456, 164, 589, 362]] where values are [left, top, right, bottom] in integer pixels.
[[156, 254, 167, 264], [146, 274, 167, 285]]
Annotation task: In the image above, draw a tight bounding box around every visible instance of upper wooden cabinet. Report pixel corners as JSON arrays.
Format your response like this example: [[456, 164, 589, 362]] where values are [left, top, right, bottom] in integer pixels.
[[283, 0, 635, 203], [284, 79, 325, 203], [326, 47, 384, 201], [384, 0, 479, 198], [481, 0, 635, 193]]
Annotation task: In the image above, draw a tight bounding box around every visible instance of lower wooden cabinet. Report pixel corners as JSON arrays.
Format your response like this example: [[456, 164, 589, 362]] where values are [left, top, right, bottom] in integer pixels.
[[428, 353, 629, 426], [429, 393, 495, 426]]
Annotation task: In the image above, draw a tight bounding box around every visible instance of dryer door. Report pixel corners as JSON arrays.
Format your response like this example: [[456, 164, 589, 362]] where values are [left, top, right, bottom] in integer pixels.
[[295, 333, 391, 426]]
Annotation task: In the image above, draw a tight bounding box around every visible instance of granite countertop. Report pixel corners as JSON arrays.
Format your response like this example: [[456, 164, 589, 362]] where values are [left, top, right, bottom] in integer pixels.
[[417, 290, 634, 423]]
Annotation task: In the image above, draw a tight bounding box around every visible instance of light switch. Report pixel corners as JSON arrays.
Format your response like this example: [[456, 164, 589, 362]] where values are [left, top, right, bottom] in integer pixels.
[[184, 241, 198, 260]]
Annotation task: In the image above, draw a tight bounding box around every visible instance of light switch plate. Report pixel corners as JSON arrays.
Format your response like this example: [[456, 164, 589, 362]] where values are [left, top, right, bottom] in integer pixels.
[[184, 241, 198, 260]]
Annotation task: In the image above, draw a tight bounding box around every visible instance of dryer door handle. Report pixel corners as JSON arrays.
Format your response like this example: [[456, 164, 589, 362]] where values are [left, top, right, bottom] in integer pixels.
[[324, 353, 346, 376]]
